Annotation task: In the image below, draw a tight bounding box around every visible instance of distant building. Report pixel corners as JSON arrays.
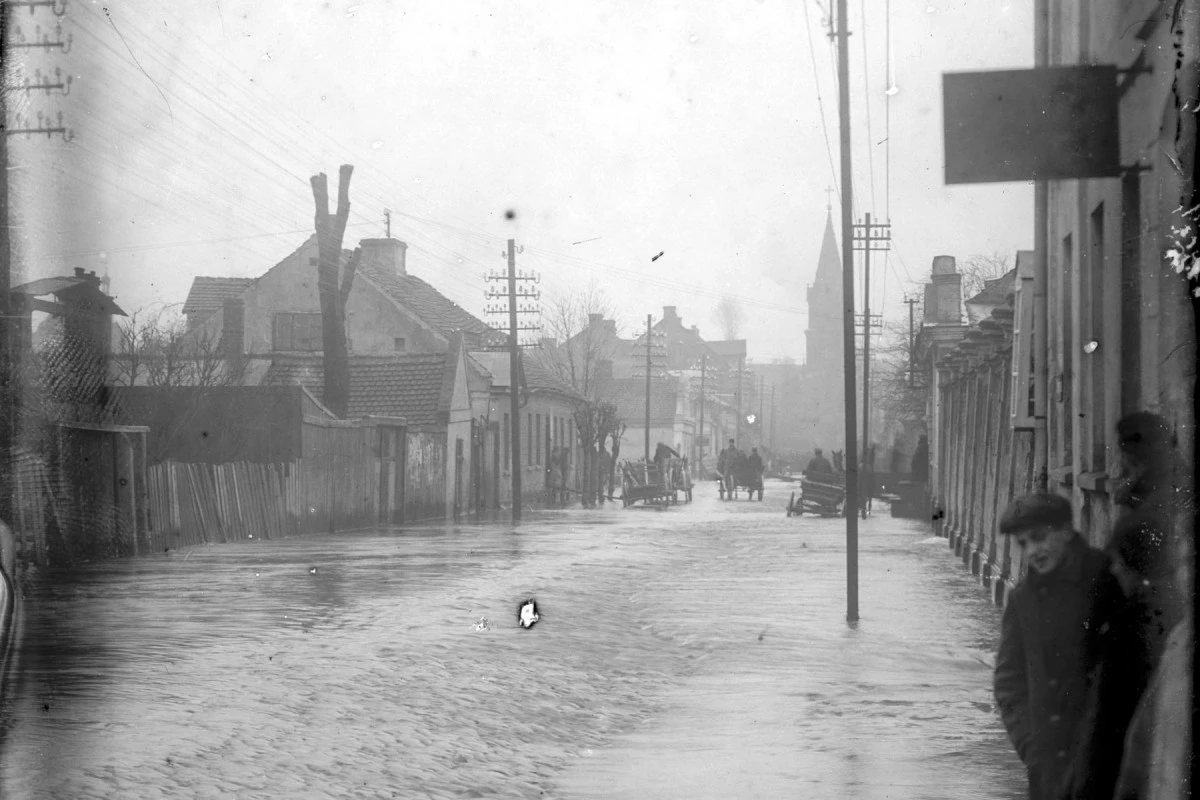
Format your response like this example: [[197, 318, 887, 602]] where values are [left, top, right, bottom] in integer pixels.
[[798, 211, 847, 456], [182, 236, 505, 361]]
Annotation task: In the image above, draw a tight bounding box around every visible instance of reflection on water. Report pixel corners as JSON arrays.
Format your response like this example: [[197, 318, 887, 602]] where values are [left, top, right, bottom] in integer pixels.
[[0, 487, 1024, 799]]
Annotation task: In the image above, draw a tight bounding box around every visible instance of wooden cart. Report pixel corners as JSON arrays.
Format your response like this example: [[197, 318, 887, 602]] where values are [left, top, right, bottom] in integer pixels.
[[786, 474, 845, 517], [620, 457, 693, 507]]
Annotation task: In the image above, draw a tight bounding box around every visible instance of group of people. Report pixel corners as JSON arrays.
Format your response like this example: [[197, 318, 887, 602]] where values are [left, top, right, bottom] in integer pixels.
[[993, 411, 1188, 800], [715, 439, 765, 480]]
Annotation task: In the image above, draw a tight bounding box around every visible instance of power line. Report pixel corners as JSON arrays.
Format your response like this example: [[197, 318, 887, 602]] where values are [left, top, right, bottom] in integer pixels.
[[802, 0, 840, 205], [859, 0, 877, 215]]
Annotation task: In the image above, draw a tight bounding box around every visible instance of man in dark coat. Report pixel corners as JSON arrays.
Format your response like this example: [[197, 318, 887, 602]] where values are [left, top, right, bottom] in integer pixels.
[[992, 493, 1123, 800], [804, 447, 833, 476], [1063, 512, 1178, 800]]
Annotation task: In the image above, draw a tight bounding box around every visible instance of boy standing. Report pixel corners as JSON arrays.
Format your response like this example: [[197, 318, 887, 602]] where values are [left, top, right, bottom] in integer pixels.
[[992, 493, 1123, 800]]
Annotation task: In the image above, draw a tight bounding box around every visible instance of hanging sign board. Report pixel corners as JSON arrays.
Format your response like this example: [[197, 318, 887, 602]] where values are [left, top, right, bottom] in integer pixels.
[[943, 66, 1120, 184]]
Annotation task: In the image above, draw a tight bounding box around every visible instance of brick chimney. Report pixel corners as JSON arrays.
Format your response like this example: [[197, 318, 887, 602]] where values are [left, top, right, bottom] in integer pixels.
[[588, 313, 603, 327], [924, 255, 963, 324], [359, 238, 408, 276], [662, 306, 679, 325]]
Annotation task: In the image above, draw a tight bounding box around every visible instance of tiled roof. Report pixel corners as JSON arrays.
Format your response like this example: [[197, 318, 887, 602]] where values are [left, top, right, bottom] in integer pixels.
[[470, 350, 584, 401], [524, 353, 585, 401], [262, 354, 448, 426], [183, 277, 256, 316], [358, 259, 506, 346], [966, 268, 1018, 306]]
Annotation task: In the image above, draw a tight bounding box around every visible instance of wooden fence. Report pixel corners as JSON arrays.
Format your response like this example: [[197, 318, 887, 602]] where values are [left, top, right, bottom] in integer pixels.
[[12, 416, 456, 563], [143, 416, 415, 549]]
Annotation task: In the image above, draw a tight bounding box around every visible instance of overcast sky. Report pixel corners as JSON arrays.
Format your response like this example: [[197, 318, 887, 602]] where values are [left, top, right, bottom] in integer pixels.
[[10, 0, 1033, 361]]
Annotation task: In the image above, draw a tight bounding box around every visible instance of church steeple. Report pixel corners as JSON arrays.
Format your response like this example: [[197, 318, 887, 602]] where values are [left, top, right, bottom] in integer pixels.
[[814, 210, 841, 286]]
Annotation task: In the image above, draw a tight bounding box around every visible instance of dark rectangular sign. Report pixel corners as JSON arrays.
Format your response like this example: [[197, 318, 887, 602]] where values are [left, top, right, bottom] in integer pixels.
[[943, 66, 1120, 184]]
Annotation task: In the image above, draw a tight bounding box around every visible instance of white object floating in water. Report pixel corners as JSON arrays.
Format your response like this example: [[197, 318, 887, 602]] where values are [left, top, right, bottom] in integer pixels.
[[517, 599, 540, 629], [474, 617, 491, 632]]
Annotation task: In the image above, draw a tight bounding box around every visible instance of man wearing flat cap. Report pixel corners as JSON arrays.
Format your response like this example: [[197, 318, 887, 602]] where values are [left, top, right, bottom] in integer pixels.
[[992, 493, 1123, 800]]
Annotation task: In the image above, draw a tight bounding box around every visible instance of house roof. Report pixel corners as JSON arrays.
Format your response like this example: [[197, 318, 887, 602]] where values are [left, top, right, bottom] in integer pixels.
[[469, 349, 584, 401], [262, 353, 449, 426], [182, 277, 256, 316], [965, 267, 1018, 307], [606, 377, 679, 423], [357, 259, 506, 346], [13, 275, 126, 316]]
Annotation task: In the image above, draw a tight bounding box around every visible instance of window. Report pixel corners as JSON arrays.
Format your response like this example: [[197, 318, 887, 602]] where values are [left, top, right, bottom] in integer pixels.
[[273, 313, 322, 352], [527, 414, 533, 466], [393, 337, 406, 352]]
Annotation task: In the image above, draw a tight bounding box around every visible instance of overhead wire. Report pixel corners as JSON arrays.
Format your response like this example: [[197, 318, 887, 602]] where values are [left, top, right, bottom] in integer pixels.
[[801, 0, 840, 206]]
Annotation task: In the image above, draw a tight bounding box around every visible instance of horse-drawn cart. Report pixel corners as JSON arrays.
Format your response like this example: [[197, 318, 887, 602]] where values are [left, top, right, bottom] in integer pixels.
[[786, 474, 845, 517], [717, 459, 764, 501], [620, 457, 693, 507]]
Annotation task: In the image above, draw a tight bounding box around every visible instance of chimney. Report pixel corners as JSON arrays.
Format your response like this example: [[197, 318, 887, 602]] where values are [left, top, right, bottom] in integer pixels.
[[359, 238, 408, 276], [588, 313, 603, 327], [923, 282, 939, 323], [923, 256, 963, 324], [596, 359, 613, 382], [222, 297, 245, 358], [663, 305, 679, 324]]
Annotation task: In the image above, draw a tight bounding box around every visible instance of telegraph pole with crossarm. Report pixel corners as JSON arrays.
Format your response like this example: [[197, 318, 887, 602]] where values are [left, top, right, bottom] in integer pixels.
[[484, 241, 541, 522], [852, 213, 890, 519]]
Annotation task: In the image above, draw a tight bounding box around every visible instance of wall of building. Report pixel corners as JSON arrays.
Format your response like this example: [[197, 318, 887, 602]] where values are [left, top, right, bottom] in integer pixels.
[[196, 240, 447, 358], [1044, 3, 1194, 546], [489, 392, 581, 507]]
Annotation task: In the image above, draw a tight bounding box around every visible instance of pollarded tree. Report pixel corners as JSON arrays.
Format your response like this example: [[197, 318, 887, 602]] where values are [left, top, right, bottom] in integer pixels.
[[310, 165, 362, 419], [541, 283, 623, 507]]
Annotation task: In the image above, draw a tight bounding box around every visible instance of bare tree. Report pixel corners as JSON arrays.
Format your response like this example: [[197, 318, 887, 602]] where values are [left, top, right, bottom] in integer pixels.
[[311, 165, 361, 419], [541, 284, 623, 506], [112, 309, 153, 388], [110, 308, 247, 462], [960, 252, 1012, 299], [712, 296, 745, 340]]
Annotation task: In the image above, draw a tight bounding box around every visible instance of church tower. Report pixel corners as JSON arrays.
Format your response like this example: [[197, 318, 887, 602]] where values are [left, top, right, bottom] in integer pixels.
[[798, 209, 846, 454], [805, 211, 843, 369]]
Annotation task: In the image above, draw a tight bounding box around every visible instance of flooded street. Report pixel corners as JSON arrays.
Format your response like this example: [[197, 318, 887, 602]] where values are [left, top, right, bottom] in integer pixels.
[[1, 484, 1024, 799]]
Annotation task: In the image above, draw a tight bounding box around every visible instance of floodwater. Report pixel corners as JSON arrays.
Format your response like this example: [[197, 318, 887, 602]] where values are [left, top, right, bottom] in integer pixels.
[[0, 482, 1025, 799]]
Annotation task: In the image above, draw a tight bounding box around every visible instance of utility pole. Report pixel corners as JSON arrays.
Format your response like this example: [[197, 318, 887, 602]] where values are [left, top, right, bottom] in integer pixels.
[[852, 213, 890, 519], [770, 384, 776, 452], [758, 375, 764, 448], [833, 0, 860, 622], [735, 355, 744, 447], [634, 317, 666, 463], [904, 296, 920, 386], [698, 353, 706, 470], [644, 314, 652, 462], [484, 241, 540, 522]]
